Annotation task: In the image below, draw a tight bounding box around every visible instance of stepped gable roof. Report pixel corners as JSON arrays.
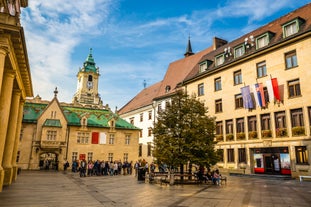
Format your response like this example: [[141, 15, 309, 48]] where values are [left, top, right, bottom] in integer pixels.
[[155, 46, 213, 99], [118, 81, 162, 115], [23, 102, 138, 130], [184, 2, 311, 82]]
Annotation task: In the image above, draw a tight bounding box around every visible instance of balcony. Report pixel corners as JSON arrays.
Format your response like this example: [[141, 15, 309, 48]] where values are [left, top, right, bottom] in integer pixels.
[[248, 131, 258, 139], [215, 135, 224, 142], [226, 134, 234, 141], [262, 130, 272, 138], [236, 132, 246, 140], [276, 128, 287, 137]]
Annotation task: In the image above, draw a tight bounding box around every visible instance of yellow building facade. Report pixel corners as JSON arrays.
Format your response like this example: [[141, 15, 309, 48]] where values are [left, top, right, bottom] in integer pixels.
[[182, 3, 311, 177], [0, 1, 33, 191], [18, 51, 140, 172]]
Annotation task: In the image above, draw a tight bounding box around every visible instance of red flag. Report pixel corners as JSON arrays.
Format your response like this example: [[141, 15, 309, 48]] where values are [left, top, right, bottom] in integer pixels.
[[92, 132, 99, 144], [271, 78, 280, 102]]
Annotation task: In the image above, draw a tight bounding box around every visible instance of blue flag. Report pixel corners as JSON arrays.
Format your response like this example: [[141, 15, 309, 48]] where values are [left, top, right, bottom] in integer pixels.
[[241, 86, 254, 109]]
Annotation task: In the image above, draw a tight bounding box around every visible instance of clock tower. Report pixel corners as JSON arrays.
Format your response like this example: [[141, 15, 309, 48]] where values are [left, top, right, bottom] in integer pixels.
[[73, 48, 102, 107]]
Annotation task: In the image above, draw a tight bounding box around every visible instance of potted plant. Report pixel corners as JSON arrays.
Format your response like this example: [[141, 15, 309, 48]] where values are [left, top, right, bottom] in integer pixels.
[[248, 131, 257, 139], [292, 126, 305, 136], [237, 132, 245, 140], [226, 133, 234, 141], [262, 130, 272, 138], [276, 128, 287, 137]]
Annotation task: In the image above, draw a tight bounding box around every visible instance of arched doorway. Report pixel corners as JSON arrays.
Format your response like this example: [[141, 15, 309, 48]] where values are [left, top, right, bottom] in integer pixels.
[[39, 152, 59, 170]]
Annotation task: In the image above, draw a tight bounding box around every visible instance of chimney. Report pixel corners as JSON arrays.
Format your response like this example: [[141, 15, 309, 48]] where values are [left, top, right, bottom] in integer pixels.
[[213, 37, 228, 50]]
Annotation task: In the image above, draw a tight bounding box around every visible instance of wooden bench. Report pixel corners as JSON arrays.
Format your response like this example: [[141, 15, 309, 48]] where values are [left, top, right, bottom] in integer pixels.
[[299, 175, 311, 182]]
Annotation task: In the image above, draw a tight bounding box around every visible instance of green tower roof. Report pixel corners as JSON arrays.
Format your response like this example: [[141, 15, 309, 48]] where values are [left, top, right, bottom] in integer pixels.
[[81, 48, 98, 73]]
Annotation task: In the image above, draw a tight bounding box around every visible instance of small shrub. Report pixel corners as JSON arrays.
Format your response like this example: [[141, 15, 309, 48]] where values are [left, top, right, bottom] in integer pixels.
[[248, 131, 257, 139], [292, 126, 305, 136], [262, 130, 272, 138], [226, 134, 234, 141]]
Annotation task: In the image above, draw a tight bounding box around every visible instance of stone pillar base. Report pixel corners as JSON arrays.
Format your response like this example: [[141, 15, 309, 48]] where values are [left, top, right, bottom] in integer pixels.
[[0, 168, 4, 192], [12, 166, 18, 182], [3, 167, 13, 186]]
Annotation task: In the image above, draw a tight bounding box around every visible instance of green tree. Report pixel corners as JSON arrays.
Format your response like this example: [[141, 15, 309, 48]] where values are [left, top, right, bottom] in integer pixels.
[[153, 90, 218, 173]]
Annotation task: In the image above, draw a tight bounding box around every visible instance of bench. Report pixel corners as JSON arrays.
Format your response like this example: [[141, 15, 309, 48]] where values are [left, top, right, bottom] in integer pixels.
[[299, 175, 311, 182]]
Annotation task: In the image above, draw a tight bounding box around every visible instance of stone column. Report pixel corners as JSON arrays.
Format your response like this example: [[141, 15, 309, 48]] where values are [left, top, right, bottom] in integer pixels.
[[3, 89, 21, 185], [0, 47, 8, 97], [11, 99, 25, 182], [0, 72, 15, 192]]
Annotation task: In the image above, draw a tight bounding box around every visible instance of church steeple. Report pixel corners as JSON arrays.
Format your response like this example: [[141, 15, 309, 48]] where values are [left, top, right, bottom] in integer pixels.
[[184, 35, 194, 57]]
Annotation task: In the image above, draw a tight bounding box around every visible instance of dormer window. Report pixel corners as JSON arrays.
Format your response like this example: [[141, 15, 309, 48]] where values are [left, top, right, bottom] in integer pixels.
[[234, 45, 245, 58], [256, 32, 274, 49], [199, 62, 207, 73], [215, 54, 225, 66], [199, 60, 213, 73], [165, 85, 171, 93], [282, 17, 305, 38]]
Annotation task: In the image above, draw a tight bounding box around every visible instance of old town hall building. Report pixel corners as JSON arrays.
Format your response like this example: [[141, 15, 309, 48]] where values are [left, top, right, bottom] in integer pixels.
[[17, 50, 140, 171]]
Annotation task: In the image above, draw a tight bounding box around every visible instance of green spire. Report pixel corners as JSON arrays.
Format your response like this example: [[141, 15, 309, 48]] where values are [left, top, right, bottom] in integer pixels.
[[82, 48, 97, 73]]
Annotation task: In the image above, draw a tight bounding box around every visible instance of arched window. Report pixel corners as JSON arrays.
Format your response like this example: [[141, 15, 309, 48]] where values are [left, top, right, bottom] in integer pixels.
[[88, 75, 93, 82]]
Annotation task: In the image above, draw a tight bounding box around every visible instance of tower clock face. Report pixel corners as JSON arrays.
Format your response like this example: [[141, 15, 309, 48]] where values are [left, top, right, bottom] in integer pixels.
[[87, 81, 93, 89]]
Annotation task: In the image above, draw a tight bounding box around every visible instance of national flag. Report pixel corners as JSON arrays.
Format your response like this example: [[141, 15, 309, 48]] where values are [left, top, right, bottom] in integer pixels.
[[241, 86, 254, 109], [266, 78, 280, 102], [271, 78, 280, 102], [92, 132, 99, 144], [99, 132, 107, 144], [256, 83, 266, 107]]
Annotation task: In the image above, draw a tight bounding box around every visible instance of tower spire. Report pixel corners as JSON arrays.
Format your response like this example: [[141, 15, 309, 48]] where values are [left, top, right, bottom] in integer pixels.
[[184, 35, 194, 57]]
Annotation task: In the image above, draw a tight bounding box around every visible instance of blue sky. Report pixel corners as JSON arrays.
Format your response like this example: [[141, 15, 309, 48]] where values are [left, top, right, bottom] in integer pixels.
[[20, 0, 310, 109]]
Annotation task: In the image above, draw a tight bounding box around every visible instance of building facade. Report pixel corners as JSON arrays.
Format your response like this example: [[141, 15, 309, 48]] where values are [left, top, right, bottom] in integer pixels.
[[18, 51, 140, 171], [120, 3, 311, 178], [182, 3, 311, 177], [0, 1, 33, 191]]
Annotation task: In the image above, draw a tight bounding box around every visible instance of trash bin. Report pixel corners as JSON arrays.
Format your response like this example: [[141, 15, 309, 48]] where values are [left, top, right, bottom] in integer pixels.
[[137, 167, 146, 181]]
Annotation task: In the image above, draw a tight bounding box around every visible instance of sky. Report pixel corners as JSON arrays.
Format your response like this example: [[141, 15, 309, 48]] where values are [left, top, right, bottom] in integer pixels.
[[20, 0, 311, 110]]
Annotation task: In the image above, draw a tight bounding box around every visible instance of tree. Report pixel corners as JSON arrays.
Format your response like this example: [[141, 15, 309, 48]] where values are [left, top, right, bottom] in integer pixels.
[[153, 90, 218, 174]]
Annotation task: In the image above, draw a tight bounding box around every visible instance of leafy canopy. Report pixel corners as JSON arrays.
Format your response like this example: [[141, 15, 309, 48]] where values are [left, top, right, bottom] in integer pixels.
[[153, 90, 218, 169]]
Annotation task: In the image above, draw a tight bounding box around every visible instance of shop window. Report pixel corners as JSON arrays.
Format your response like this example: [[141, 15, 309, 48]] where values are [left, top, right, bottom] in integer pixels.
[[198, 83, 204, 96], [227, 149, 235, 163], [238, 148, 246, 163], [215, 99, 222, 113], [215, 77, 222, 91], [295, 146, 308, 164], [256, 61, 267, 78], [285, 50, 298, 69], [235, 94, 243, 109], [234, 70, 242, 85], [288, 79, 301, 98]]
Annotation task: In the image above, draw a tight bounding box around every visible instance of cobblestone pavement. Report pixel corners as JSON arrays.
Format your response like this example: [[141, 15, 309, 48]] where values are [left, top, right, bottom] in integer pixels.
[[0, 171, 311, 207]]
